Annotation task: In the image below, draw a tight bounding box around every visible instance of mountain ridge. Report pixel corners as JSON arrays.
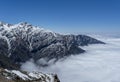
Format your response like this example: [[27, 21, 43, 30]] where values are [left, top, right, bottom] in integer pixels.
[[0, 21, 105, 69]]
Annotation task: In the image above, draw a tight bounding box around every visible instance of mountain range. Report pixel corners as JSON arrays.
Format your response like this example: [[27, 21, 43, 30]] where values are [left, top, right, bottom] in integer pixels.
[[0, 21, 104, 69]]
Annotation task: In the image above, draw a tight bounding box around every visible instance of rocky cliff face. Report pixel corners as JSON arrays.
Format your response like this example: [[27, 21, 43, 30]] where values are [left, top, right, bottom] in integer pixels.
[[0, 22, 104, 69], [0, 68, 60, 82]]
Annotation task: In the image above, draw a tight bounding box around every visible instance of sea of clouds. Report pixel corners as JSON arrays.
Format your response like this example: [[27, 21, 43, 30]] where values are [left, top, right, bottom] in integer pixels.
[[21, 34, 120, 82]]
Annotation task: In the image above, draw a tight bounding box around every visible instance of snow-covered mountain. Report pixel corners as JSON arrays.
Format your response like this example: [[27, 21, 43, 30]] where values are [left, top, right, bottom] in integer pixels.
[[0, 21, 104, 69]]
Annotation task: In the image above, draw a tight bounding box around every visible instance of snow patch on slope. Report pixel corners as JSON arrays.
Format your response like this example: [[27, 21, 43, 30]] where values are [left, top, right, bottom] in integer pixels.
[[3, 68, 59, 82]]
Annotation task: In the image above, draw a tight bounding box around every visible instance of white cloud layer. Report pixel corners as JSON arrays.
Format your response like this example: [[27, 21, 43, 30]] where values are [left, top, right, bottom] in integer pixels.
[[21, 35, 120, 82]]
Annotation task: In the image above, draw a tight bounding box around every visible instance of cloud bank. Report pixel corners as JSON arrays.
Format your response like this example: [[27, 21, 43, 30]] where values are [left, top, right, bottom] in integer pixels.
[[21, 35, 120, 82]]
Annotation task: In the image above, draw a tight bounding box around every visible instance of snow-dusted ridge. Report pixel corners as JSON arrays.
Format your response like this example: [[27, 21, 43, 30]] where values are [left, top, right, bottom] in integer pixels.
[[0, 21, 104, 69], [0, 21, 57, 56], [0, 68, 60, 82]]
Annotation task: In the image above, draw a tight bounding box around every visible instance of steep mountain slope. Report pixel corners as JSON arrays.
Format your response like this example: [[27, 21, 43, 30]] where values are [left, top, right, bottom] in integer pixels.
[[0, 21, 104, 69]]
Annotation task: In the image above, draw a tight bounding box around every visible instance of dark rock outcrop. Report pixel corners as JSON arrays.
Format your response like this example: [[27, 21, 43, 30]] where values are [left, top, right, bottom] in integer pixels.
[[0, 68, 60, 82]]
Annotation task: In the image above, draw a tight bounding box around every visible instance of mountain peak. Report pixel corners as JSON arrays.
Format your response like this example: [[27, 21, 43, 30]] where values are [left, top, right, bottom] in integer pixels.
[[0, 21, 32, 28], [14, 22, 33, 28], [18, 22, 31, 26]]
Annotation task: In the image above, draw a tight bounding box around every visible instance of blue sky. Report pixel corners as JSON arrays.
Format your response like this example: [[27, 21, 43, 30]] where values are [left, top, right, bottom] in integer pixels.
[[0, 0, 120, 34]]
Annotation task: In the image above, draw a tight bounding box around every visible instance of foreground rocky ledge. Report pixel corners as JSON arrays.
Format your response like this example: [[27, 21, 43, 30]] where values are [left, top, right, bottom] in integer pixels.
[[0, 68, 60, 82]]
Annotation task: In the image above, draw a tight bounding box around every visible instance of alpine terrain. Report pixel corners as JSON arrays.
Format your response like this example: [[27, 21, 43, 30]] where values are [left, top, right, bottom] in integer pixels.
[[0, 21, 104, 82]]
